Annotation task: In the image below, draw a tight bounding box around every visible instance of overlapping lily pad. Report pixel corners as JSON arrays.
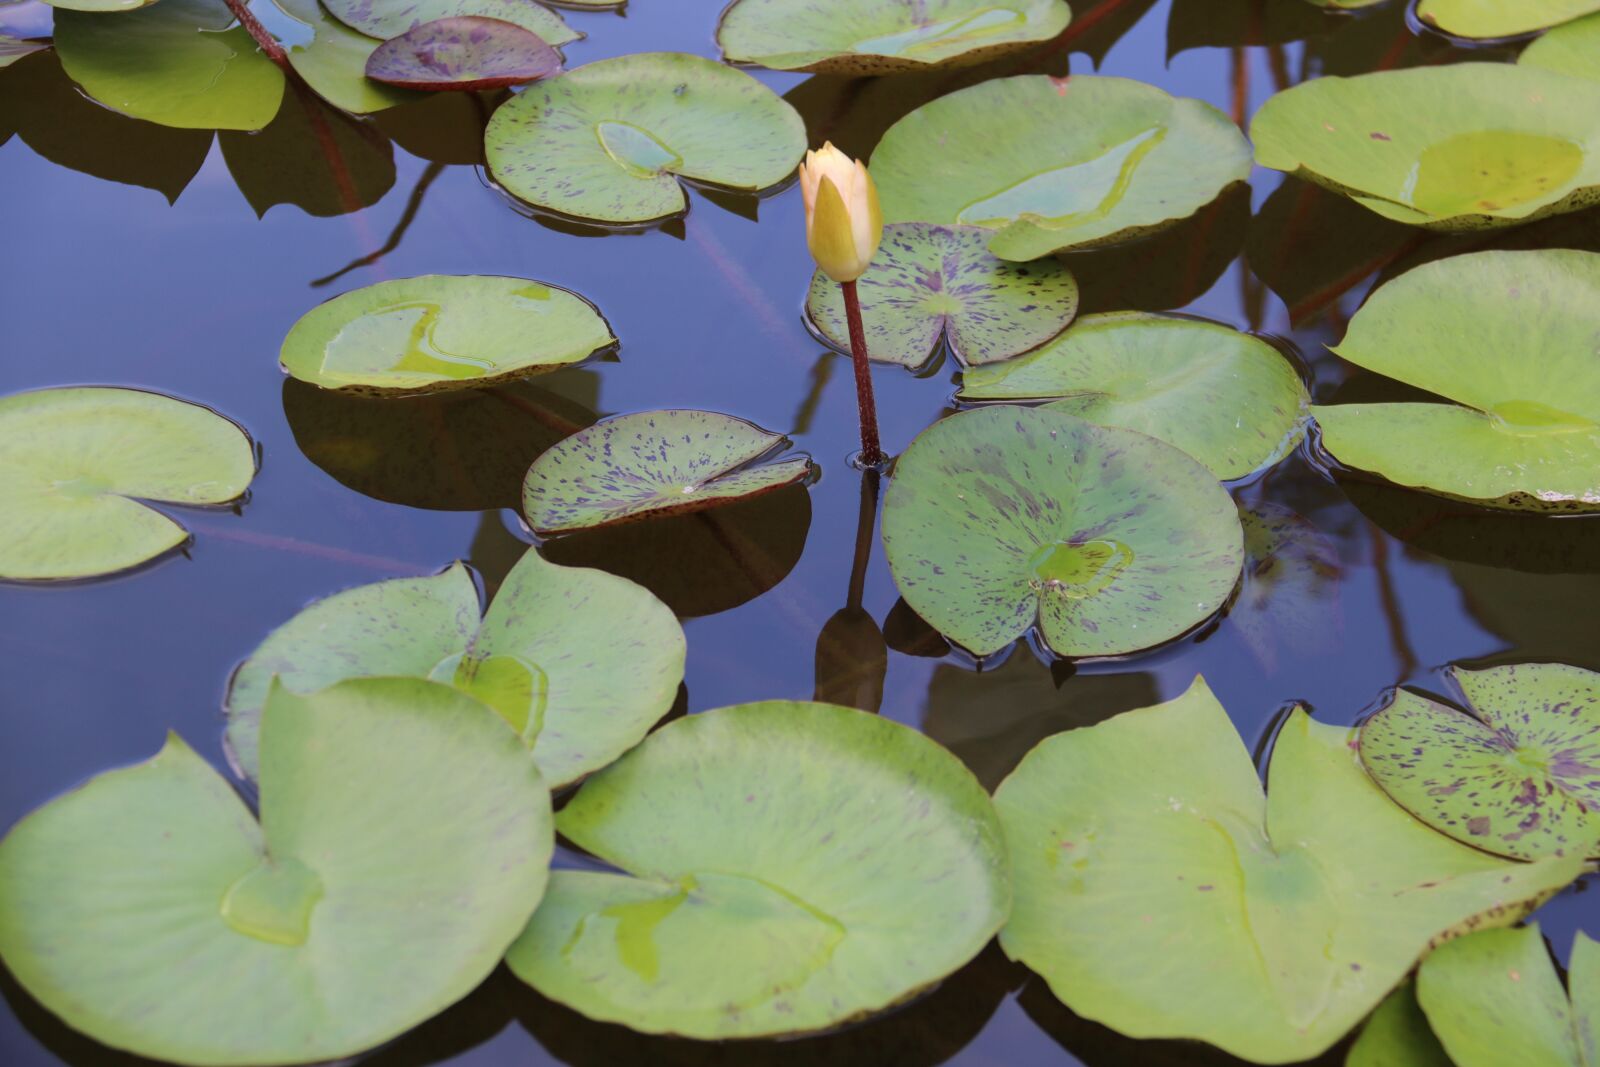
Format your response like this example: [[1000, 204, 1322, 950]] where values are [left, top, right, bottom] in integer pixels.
[[957, 312, 1308, 479], [993, 677, 1585, 1064], [523, 409, 813, 535], [1251, 64, 1600, 230], [1520, 12, 1600, 81], [1346, 980, 1453, 1067], [716, 0, 1072, 74], [41, 0, 152, 11], [0, 387, 256, 581], [881, 406, 1243, 659], [505, 700, 1010, 1038], [805, 222, 1079, 369], [485, 52, 807, 225], [1312, 249, 1600, 511], [225, 550, 685, 790], [271, 0, 421, 115], [366, 17, 561, 91], [322, 0, 578, 45], [1416, 0, 1600, 38], [0, 677, 554, 1065], [281, 275, 615, 395], [871, 75, 1252, 259]]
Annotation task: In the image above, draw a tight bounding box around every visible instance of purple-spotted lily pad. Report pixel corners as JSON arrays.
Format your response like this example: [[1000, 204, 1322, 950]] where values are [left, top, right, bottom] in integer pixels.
[[322, 0, 578, 47], [522, 409, 814, 535], [1360, 662, 1600, 861], [366, 17, 561, 92]]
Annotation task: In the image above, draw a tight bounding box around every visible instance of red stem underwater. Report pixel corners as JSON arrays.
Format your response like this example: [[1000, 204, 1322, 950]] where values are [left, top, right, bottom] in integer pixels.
[[839, 280, 884, 468]]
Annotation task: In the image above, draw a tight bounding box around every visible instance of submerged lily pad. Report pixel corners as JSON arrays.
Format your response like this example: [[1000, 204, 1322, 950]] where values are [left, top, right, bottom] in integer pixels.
[[0, 677, 553, 1065], [322, 0, 577, 45], [806, 223, 1079, 369], [1312, 249, 1600, 511], [505, 700, 1010, 1038], [366, 17, 561, 91], [0, 387, 256, 581], [523, 409, 813, 535], [485, 52, 808, 225], [1520, 12, 1600, 81], [1251, 64, 1600, 230], [1416, 0, 1600, 38], [281, 275, 615, 395], [957, 312, 1308, 479], [871, 75, 1252, 259], [993, 678, 1584, 1064], [0, 35, 47, 66], [716, 0, 1071, 74], [881, 406, 1243, 659], [1232, 504, 1343, 674], [226, 550, 685, 790], [1359, 663, 1600, 861]]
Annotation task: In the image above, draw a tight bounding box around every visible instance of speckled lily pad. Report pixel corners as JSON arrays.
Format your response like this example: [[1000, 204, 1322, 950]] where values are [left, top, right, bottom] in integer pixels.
[[322, 0, 578, 46], [1416, 0, 1600, 38], [366, 17, 560, 92], [1520, 12, 1600, 81]]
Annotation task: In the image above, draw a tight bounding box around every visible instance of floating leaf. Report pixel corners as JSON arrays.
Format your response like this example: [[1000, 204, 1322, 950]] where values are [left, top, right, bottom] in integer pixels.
[[1312, 249, 1600, 511], [281, 275, 614, 395], [366, 17, 561, 92], [0, 34, 46, 66], [485, 52, 807, 225], [1359, 663, 1600, 861], [716, 0, 1071, 74], [1345, 980, 1453, 1067], [271, 0, 422, 115], [321, 0, 578, 46], [881, 406, 1243, 659], [805, 222, 1079, 369], [0, 677, 553, 1064], [993, 677, 1585, 1064], [505, 700, 1010, 1038], [0, 387, 256, 581], [871, 74, 1252, 258], [1520, 12, 1600, 81], [40, 0, 151, 10], [523, 409, 813, 535], [1251, 64, 1600, 230], [957, 312, 1308, 479], [1416, 0, 1600, 38]]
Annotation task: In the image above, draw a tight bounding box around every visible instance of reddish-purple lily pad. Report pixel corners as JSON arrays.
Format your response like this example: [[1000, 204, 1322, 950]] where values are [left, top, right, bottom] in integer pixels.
[[365, 17, 560, 93]]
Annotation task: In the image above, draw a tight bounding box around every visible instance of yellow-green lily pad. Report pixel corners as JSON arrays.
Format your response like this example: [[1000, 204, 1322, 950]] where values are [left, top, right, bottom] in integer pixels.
[[320, 0, 578, 45], [1417, 0, 1600, 39], [270, 0, 422, 115], [1521, 12, 1600, 81]]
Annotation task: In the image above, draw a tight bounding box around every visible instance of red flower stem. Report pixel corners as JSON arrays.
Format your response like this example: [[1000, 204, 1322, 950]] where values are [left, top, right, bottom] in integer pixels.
[[839, 279, 884, 468], [222, 0, 290, 68]]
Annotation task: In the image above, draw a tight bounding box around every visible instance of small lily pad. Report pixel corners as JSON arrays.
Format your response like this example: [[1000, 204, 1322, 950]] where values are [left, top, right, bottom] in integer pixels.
[[0, 35, 47, 66], [1251, 64, 1600, 230], [505, 700, 1010, 1038], [957, 312, 1308, 479], [271, 0, 422, 115], [1312, 249, 1600, 511], [993, 677, 1585, 1064], [716, 0, 1071, 75], [226, 550, 685, 790], [522, 409, 813, 535], [485, 52, 808, 225], [281, 275, 615, 395], [881, 406, 1244, 659], [322, 0, 578, 46], [0, 387, 256, 581], [366, 17, 561, 92], [1416, 0, 1600, 38], [0, 677, 553, 1065], [805, 222, 1079, 369], [871, 74, 1252, 258], [1521, 12, 1600, 81], [1359, 663, 1600, 861]]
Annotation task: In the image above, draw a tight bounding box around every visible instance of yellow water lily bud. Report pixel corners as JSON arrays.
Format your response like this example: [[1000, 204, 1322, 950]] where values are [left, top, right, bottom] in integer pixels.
[[799, 142, 883, 284]]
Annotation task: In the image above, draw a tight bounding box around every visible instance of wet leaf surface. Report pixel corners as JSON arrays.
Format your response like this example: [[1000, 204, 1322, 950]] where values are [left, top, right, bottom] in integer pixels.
[[1416, 0, 1600, 39]]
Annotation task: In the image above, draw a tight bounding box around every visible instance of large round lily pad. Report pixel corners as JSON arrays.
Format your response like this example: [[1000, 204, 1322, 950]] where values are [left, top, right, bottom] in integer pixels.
[[993, 677, 1585, 1064], [366, 17, 561, 92], [505, 700, 1010, 1039], [321, 0, 578, 46], [716, 0, 1071, 75], [0, 677, 553, 1065], [523, 409, 813, 535], [805, 222, 1079, 369], [281, 275, 615, 395], [956, 312, 1308, 479], [881, 406, 1244, 659], [225, 550, 685, 790], [871, 74, 1252, 259], [1312, 249, 1600, 511], [485, 52, 807, 225], [1251, 63, 1600, 231], [1416, 0, 1600, 38], [0, 387, 256, 581], [1521, 13, 1600, 81]]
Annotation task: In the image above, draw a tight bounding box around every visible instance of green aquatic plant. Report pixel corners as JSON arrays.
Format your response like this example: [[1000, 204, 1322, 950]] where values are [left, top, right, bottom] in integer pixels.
[[269, 0, 420, 115], [1416, 0, 1600, 39], [320, 0, 577, 42], [365, 18, 561, 91], [1520, 12, 1600, 80]]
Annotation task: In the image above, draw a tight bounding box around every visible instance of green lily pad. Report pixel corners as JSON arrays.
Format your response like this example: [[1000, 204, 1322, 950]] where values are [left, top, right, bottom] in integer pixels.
[[1251, 64, 1600, 231], [805, 222, 1079, 369], [0, 677, 553, 1065], [41, 0, 152, 10], [1346, 980, 1453, 1067], [0, 34, 47, 66], [271, 0, 422, 115], [485, 52, 807, 225], [1359, 663, 1600, 861], [281, 275, 615, 395], [1521, 12, 1600, 81], [505, 700, 1010, 1038], [716, 0, 1071, 75], [225, 550, 685, 790], [871, 74, 1252, 259], [881, 406, 1244, 659], [321, 0, 577, 46], [957, 312, 1308, 479], [54, 0, 286, 131], [1416, 0, 1600, 38], [1312, 249, 1600, 512], [366, 17, 562, 92], [0, 387, 256, 581], [993, 677, 1585, 1064], [522, 409, 813, 535]]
